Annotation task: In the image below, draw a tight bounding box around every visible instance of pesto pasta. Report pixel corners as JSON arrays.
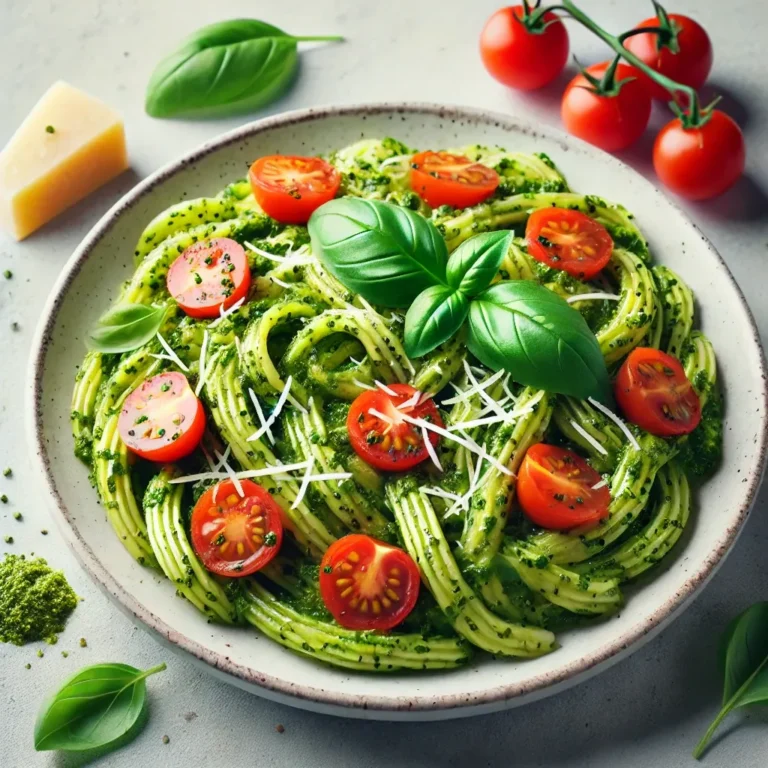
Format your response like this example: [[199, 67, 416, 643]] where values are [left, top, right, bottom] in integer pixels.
[[71, 136, 722, 672]]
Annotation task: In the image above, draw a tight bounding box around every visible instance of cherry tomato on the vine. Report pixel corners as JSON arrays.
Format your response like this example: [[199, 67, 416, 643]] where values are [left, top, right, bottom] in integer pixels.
[[624, 13, 713, 101], [319, 534, 421, 630], [480, 5, 569, 91], [653, 110, 745, 200], [561, 62, 652, 152]]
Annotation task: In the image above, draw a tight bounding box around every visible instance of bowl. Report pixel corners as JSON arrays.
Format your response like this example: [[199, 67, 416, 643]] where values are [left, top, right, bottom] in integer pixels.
[[27, 103, 768, 720]]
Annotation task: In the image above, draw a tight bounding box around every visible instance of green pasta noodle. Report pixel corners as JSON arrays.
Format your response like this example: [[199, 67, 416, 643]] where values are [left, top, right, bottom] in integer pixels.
[[71, 136, 722, 673]]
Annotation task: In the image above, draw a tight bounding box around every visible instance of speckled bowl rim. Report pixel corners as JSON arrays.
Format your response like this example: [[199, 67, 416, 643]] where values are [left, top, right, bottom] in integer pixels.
[[26, 102, 768, 718]]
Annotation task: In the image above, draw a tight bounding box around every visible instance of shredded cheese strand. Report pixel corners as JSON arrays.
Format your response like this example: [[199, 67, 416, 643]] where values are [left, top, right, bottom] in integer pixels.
[[194, 330, 209, 396], [566, 293, 621, 304], [155, 332, 189, 372], [422, 426, 443, 472], [570, 420, 609, 456], [209, 297, 246, 328], [246, 375, 294, 442], [248, 388, 275, 445], [292, 459, 315, 509], [587, 396, 642, 452]]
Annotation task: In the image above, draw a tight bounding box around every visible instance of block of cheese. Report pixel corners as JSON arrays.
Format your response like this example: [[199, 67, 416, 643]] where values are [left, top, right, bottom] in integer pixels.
[[0, 82, 129, 241]]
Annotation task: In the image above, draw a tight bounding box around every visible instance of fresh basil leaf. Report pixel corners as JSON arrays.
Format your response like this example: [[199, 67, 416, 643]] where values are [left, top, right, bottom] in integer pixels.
[[308, 198, 449, 308], [446, 231, 513, 296], [86, 303, 166, 354], [466, 281, 610, 401], [34, 662, 166, 752], [145, 20, 342, 119], [693, 603, 768, 759], [404, 286, 469, 358]]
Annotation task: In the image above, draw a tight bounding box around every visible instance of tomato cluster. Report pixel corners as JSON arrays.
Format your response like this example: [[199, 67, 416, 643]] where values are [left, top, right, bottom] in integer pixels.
[[479, 3, 745, 200]]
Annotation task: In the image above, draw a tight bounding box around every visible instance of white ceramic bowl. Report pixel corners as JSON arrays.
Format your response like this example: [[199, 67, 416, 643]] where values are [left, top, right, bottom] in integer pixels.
[[27, 104, 768, 721]]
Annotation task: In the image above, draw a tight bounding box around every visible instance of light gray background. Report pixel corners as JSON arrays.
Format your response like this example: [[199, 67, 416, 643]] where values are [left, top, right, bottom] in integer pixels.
[[2, 1, 768, 766]]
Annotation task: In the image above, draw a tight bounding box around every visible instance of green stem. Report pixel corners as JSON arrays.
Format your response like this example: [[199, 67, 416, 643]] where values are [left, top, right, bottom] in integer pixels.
[[559, 0, 697, 108], [136, 662, 167, 682], [292, 35, 345, 43], [692, 653, 768, 759]]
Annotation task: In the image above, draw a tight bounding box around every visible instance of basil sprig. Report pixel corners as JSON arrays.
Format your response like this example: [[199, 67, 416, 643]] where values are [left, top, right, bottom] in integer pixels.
[[309, 198, 610, 401], [86, 303, 166, 354], [308, 198, 449, 307], [34, 662, 166, 752], [693, 603, 768, 759], [146, 20, 342, 119]]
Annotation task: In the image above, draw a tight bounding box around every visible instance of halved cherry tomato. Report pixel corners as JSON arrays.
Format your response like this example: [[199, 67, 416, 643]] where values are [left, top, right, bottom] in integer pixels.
[[118, 372, 205, 462], [167, 237, 250, 319], [624, 13, 713, 101], [190, 479, 283, 577], [517, 444, 610, 531], [410, 151, 499, 209], [319, 534, 420, 630], [615, 347, 701, 436], [479, 6, 569, 91], [347, 383, 443, 472], [526, 208, 613, 280], [248, 155, 341, 224]]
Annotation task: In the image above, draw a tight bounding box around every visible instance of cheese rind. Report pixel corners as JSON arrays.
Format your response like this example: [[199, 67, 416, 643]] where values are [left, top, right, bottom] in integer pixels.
[[0, 82, 129, 241]]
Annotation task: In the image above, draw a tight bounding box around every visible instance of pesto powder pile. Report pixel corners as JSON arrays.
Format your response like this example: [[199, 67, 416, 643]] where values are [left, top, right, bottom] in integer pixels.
[[0, 554, 78, 645]]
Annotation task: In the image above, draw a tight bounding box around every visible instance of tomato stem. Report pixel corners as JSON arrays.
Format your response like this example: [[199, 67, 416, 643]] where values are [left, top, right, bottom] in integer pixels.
[[558, 0, 704, 126]]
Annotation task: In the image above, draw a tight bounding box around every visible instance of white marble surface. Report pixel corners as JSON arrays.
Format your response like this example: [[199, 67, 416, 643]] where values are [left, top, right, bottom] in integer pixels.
[[2, 0, 768, 765]]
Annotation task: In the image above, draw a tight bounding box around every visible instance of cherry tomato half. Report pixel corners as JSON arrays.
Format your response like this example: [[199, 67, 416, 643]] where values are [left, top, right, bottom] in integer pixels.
[[624, 14, 713, 101], [248, 155, 341, 224], [525, 208, 614, 279], [653, 111, 745, 201], [319, 534, 420, 630], [517, 444, 610, 531], [347, 383, 443, 472], [410, 151, 499, 209], [118, 372, 206, 462], [561, 62, 652, 152], [480, 6, 569, 91], [615, 347, 701, 436], [190, 479, 283, 577], [167, 237, 251, 319]]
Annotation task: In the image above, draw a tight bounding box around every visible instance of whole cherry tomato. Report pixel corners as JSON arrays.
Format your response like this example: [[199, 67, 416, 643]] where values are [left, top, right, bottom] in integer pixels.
[[480, 5, 569, 91]]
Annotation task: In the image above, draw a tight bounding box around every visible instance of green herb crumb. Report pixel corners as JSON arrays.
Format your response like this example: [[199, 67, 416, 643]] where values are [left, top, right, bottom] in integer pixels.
[[0, 495, 7, 504], [45, 125, 55, 134], [13, 512, 21, 521], [41, 529, 48, 536], [3, 468, 11, 477], [61, 650, 69, 658], [11, 322, 19, 332], [3, 270, 11, 279], [4, 536, 13, 544], [0, 554, 78, 646], [79, 637, 87, 648], [37, 649, 44, 658], [24, 663, 31, 669], [162, 735, 170, 745]]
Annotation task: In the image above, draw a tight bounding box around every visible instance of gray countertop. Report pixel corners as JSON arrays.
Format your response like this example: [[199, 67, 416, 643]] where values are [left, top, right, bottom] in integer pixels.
[[2, 0, 768, 765]]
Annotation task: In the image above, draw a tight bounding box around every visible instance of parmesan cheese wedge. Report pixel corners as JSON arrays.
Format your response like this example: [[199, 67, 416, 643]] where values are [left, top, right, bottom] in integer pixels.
[[0, 82, 129, 240]]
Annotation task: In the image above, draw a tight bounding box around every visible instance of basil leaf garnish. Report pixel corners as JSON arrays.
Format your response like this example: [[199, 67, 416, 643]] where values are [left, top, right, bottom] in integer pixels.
[[693, 603, 768, 759], [404, 286, 469, 358], [34, 662, 166, 752], [308, 198, 449, 308], [446, 230, 513, 296], [466, 281, 610, 401], [86, 303, 166, 354], [145, 20, 342, 119]]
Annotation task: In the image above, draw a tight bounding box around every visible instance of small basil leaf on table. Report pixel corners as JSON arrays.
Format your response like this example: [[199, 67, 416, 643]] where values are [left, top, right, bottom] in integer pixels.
[[86, 303, 166, 354], [693, 602, 768, 759], [145, 19, 342, 119], [308, 198, 449, 308], [446, 230, 513, 296], [466, 281, 610, 402], [34, 662, 166, 752], [404, 286, 470, 358]]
